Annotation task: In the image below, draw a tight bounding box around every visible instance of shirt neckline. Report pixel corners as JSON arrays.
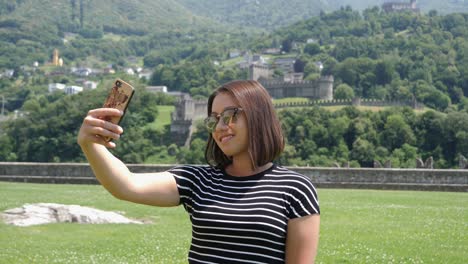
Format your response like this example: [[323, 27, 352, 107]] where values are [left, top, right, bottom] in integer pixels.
[[221, 163, 276, 181]]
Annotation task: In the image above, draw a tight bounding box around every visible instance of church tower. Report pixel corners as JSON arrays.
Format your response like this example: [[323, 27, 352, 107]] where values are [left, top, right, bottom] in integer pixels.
[[52, 49, 59, 66]]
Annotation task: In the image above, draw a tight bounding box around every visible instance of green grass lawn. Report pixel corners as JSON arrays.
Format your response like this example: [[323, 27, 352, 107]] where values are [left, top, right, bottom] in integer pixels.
[[0, 182, 466, 263], [273, 97, 310, 104], [146, 105, 174, 131]]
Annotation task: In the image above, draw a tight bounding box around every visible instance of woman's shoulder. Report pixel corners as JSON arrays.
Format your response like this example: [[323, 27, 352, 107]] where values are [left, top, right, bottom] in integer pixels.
[[272, 165, 320, 212], [270, 164, 310, 180], [269, 164, 318, 189], [169, 164, 221, 176]]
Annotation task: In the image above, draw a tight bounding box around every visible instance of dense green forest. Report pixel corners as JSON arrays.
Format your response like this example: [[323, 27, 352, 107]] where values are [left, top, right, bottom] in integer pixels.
[[0, 3, 467, 168], [176, 0, 325, 30], [177, 0, 468, 29], [323, 0, 468, 14]]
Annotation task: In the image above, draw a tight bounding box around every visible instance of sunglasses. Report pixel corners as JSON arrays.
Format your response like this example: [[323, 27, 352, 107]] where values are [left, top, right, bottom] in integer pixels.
[[204, 107, 243, 133]]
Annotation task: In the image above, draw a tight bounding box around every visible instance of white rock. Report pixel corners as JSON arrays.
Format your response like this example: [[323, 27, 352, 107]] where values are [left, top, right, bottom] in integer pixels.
[[1, 203, 144, 227]]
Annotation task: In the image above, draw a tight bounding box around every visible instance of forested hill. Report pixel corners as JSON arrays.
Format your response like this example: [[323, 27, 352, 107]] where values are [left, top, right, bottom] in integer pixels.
[[176, 0, 325, 30], [175, 0, 468, 30], [0, 0, 328, 33], [0, 0, 216, 35], [323, 0, 468, 14], [1, 0, 467, 36]]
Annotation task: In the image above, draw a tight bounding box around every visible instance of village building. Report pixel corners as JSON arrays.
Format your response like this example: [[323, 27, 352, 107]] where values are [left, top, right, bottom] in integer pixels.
[[382, 0, 419, 13], [48, 83, 84, 95], [146, 86, 168, 93]]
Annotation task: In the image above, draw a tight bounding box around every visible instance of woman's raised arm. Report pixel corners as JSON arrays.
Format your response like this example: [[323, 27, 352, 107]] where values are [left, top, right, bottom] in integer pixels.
[[77, 108, 179, 207]]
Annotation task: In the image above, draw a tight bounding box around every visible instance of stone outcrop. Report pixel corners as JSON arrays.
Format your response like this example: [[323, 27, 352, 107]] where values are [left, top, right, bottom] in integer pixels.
[[374, 160, 392, 168], [1, 203, 144, 227], [460, 155, 468, 169], [416, 156, 433, 169]]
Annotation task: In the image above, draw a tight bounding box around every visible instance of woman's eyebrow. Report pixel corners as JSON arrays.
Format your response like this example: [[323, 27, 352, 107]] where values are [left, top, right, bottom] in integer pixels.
[[210, 106, 239, 115], [223, 106, 239, 111]]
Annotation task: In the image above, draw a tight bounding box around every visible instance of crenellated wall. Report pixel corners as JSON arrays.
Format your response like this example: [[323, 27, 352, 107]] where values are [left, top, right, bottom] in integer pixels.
[[260, 75, 334, 100], [274, 98, 424, 109], [0, 162, 466, 192]]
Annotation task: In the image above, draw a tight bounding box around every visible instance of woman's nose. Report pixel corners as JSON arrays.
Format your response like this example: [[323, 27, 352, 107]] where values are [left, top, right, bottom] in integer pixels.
[[214, 119, 229, 131]]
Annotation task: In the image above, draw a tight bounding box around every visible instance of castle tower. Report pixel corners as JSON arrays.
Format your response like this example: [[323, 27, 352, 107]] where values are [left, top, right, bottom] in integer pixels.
[[249, 64, 273, 81], [318, 75, 334, 100]]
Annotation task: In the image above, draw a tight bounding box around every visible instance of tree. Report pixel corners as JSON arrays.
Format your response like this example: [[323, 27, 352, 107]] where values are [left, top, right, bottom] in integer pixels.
[[375, 60, 395, 85], [350, 138, 375, 167], [456, 131, 468, 158], [0, 135, 16, 161], [328, 116, 350, 144], [390, 144, 418, 168], [380, 114, 415, 150], [334, 84, 355, 100], [178, 138, 207, 164], [22, 99, 41, 113], [443, 111, 468, 164], [293, 59, 306, 73], [304, 43, 321, 56], [281, 38, 292, 53], [344, 117, 377, 149], [415, 110, 445, 153]]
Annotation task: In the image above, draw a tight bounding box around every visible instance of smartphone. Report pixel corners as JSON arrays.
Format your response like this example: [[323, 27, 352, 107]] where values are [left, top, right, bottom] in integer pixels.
[[101, 79, 135, 141]]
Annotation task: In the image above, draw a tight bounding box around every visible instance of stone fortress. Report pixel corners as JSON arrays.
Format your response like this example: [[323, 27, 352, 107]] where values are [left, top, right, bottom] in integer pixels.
[[170, 93, 208, 146], [170, 60, 335, 145], [168, 55, 425, 147], [250, 64, 334, 100]]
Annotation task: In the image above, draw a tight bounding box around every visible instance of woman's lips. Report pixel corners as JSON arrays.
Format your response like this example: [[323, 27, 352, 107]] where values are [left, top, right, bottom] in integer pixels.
[[220, 135, 234, 143]]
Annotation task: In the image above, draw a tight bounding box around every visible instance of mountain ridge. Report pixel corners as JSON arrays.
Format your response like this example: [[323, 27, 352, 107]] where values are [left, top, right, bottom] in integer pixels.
[[0, 0, 217, 35], [1, 0, 467, 36]]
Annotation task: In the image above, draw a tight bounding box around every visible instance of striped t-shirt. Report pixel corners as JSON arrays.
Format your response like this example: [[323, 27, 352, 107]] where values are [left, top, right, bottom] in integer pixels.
[[169, 164, 320, 264]]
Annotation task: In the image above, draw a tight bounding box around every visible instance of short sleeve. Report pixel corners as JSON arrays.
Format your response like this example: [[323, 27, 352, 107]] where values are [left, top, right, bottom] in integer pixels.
[[168, 165, 197, 212], [286, 176, 320, 219]]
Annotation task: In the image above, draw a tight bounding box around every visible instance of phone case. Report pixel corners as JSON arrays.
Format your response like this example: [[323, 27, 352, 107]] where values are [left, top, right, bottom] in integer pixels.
[[102, 79, 135, 141]]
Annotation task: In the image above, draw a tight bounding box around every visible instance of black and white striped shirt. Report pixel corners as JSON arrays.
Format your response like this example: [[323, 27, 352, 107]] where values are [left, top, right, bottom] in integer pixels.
[[169, 164, 320, 264]]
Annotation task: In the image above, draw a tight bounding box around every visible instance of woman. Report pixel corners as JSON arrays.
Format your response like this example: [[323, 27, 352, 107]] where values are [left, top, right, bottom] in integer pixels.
[[77, 80, 320, 263]]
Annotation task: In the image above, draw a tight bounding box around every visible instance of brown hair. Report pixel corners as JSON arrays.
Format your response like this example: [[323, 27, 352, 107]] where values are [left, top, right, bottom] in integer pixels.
[[205, 80, 284, 169]]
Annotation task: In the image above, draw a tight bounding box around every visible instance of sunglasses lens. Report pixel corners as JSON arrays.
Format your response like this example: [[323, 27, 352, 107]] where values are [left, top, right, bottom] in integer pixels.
[[204, 117, 217, 132], [221, 110, 235, 125], [205, 108, 240, 132]]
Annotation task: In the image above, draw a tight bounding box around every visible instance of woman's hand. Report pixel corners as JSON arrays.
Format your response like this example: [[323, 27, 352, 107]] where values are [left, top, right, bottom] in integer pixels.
[[77, 108, 124, 149]]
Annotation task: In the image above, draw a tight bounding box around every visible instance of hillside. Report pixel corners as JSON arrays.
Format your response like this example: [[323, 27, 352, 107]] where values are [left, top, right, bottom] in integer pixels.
[[1, 0, 467, 40], [0, 0, 243, 69], [323, 0, 468, 14], [175, 0, 468, 30], [176, 0, 326, 30], [0, 0, 217, 35]]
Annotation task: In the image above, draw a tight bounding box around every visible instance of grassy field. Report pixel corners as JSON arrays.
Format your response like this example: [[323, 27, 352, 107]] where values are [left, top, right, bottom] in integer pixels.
[[147, 105, 175, 131], [273, 97, 311, 104], [0, 182, 466, 263]]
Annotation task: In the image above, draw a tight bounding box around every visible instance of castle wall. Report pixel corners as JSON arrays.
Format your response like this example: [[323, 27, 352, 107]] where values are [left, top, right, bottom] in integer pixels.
[[274, 98, 424, 109], [260, 75, 334, 100], [193, 99, 208, 120], [170, 96, 208, 146]]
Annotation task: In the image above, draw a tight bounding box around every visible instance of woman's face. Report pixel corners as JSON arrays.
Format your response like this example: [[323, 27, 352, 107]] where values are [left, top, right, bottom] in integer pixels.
[[210, 92, 249, 159]]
